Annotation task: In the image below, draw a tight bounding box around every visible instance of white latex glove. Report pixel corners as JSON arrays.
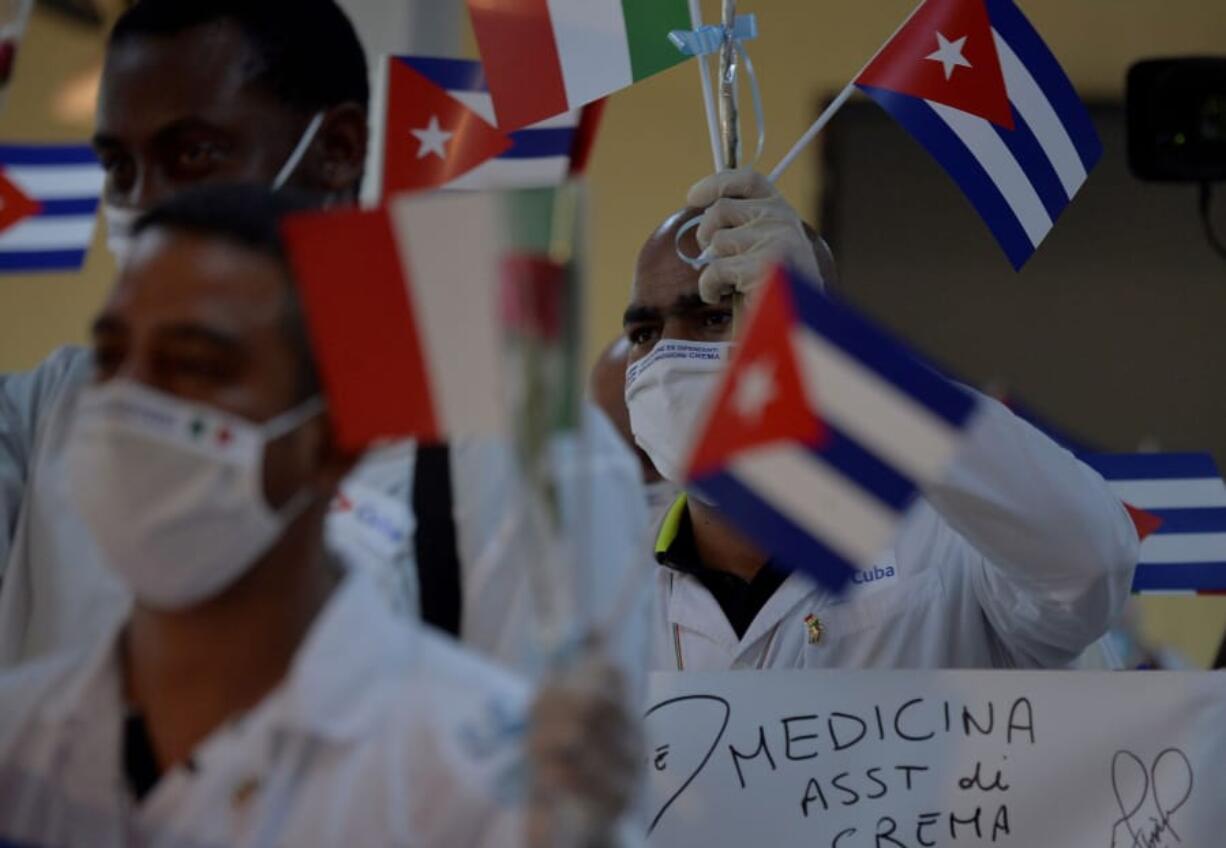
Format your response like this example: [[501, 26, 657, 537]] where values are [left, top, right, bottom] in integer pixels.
[[525, 652, 643, 848], [687, 168, 823, 304]]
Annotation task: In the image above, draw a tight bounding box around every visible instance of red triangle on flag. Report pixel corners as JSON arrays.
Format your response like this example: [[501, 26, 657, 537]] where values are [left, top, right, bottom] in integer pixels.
[[856, 0, 1014, 130], [1124, 502, 1164, 542], [383, 58, 513, 196], [0, 170, 42, 235], [687, 267, 827, 480]]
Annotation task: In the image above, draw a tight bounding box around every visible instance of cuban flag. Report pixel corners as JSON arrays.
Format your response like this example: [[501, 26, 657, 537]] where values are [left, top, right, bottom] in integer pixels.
[[369, 55, 602, 201], [855, 0, 1101, 269], [0, 144, 104, 274], [685, 265, 982, 592], [1080, 453, 1226, 595]]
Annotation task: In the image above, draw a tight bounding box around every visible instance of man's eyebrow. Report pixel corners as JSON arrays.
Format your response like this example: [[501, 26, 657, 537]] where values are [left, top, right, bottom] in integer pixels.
[[153, 323, 244, 351], [623, 304, 660, 325], [91, 132, 121, 150], [91, 314, 125, 337]]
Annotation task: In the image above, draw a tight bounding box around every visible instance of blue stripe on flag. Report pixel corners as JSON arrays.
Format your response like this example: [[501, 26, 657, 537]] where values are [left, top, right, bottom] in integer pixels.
[[786, 269, 979, 429], [397, 55, 487, 93], [1079, 452, 1221, 481], [995, 105, 1070, 221], [985, 0, 1102, 173], [857, 85, 1036, 269], [0, 249, 87, 272], [1133, 562, 1226, 593], [503, 128, 576, 159], [37, 197, 100, 217], [808, 424, 917, 513], [0, 145, 98, 166], [1146, 508, 1226, 534], [692, 469, 857, 592]]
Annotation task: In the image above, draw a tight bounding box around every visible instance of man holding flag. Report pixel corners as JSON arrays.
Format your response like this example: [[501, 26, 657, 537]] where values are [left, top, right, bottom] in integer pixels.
[[0, 0, 651, 696], [624, 168, 1138, 671]]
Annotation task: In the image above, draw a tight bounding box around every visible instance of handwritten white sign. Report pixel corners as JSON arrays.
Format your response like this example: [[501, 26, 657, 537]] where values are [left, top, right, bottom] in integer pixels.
[[644, 671, 1226, 847]]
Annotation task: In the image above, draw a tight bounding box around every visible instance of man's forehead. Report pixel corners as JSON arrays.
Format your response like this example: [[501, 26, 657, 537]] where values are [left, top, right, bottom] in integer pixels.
[[630, 212, 703, 309], [97, 22, 267, 136], [107, 229, 286, 329]]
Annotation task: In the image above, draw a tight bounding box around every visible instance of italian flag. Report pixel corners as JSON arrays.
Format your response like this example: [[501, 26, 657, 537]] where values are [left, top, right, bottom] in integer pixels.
[[468, 0, 691, 130], [281, 193, 509, 450]]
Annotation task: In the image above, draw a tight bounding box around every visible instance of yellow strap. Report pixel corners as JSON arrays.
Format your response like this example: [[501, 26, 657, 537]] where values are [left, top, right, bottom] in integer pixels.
[[654, 493, 689, 556]]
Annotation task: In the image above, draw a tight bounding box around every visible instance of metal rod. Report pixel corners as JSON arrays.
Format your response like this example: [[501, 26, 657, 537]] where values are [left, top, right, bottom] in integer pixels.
[[718, 0, 739, 170]]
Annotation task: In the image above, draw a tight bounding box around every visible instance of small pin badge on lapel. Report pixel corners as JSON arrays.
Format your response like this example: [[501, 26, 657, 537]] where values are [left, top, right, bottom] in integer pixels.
[[804, 614, 824, 645], [231, 775, 260, 809]]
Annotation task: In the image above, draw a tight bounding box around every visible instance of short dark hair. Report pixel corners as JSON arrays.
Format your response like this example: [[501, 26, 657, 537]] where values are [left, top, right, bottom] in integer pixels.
[[110, 0, 369, 116], [134, 184, 324, 400]]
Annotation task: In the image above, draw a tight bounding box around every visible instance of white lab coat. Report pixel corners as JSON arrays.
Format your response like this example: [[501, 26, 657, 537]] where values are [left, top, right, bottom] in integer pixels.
[[0, 571, 531, 847], [0, 347, 652, 686], [650, 394, 1139, 671]]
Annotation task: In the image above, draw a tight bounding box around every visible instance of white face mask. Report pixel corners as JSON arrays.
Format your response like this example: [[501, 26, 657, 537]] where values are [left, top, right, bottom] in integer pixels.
[[66, 379, 324, 611], [103, 111, 326, 265], [625, 339, 732, 485], [102, 203, 141, 266]]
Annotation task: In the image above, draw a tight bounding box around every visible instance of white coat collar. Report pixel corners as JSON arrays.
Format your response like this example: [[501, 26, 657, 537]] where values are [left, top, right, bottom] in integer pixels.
[[735, 569, 822, 654], [37, 570, 416, 746]]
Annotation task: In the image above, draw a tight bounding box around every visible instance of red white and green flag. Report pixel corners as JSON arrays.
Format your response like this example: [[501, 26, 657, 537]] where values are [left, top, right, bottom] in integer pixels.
[[468, 0, 691, 130], [281, 192, 510, 450]]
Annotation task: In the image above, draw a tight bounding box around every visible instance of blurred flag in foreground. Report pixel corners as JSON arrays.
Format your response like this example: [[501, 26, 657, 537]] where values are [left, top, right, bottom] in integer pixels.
[[855, 0, 1101, 269], [281, 189, 582, 453], [468, 0, 690, 130], [685, 264, 982, 592], [281, 192, 512, 450], [1081, 453, 1226, 595], [0, 143, 104, 273]]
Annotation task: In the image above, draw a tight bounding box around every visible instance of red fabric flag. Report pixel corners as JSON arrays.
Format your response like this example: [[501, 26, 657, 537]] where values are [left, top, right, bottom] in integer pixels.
[[382, 58, 513, 196], [856, 0, 1014, 130]]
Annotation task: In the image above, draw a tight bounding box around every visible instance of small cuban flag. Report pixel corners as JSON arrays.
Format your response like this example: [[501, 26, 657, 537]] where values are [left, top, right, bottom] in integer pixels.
[[0, 143, 104, 274], [684, 264, 982, 592], [1080, 453, 1226, 595], [369, 55, 605, 202], [854, 0, 1101, 269]]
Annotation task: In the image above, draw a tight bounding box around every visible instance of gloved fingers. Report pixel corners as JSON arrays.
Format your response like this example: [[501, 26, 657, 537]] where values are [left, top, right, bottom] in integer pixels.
[[695, 197, 769, 250], [698, 253, 774, 304], [706, 224, 773, 259], [686, 168, 776, 209]]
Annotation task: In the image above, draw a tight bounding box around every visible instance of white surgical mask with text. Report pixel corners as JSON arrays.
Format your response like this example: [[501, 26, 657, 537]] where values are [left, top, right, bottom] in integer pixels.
[[625, 339, 733, 485], [66, 379, 324, 610]]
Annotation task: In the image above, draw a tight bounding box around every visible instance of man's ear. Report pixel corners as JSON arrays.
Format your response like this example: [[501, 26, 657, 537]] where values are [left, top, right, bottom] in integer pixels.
[[310, 103, 368, 198]]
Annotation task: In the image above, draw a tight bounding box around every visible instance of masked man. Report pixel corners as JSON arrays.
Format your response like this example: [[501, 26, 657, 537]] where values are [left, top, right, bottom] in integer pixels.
[[0, 0, 649, 687], [0, 185, 641, 847], [624, 170, 1138, 671]]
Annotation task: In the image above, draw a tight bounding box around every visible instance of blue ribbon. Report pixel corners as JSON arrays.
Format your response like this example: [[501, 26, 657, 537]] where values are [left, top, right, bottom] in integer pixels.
[[667, 14, 758, 57], [669, 15, 767, 269]]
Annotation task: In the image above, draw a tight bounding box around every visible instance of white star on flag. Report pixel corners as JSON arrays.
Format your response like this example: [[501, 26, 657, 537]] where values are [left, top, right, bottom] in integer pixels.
[[411, 115, 453, 160], [925, 32, 973, 80], [732, 359, 776, 422]]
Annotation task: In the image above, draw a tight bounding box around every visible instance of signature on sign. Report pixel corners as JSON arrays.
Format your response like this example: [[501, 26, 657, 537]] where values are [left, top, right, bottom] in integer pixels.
[[1109, 748, 1194, 848]]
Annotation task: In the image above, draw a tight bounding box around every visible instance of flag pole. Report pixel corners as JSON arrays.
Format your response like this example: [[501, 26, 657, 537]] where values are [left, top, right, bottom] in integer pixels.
[[688, 0, 724, 171], [767, 83, 855, 182], [717, 0, 740, 170], [767, 0, 929, 183]]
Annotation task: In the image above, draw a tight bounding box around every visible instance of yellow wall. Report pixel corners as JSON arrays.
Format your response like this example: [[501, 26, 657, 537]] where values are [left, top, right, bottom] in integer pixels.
[[2, 1, 1225, 665]]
